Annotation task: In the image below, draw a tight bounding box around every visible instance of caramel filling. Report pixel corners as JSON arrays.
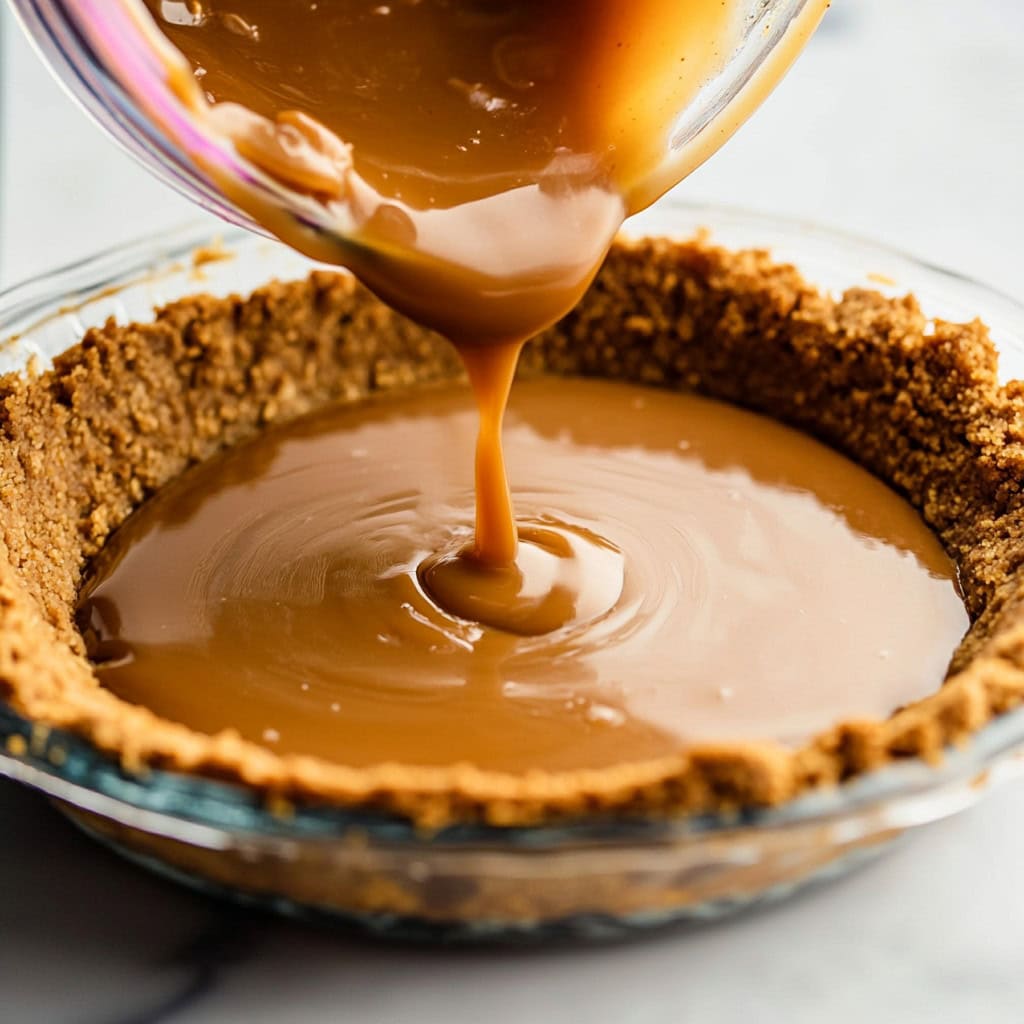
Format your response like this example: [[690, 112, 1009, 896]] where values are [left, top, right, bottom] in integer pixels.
[[79, 379, 967, 773]]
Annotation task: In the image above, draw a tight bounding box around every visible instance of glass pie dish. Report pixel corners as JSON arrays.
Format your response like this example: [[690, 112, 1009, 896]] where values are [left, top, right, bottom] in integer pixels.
[[2, 203, 1024, 942]]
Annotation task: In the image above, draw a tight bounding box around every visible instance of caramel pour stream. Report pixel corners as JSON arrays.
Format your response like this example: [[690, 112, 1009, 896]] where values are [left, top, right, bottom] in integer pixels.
[[462, 341, 523, 567]]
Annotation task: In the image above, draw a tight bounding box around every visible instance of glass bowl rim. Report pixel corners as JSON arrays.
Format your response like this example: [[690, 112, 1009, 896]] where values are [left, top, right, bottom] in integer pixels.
[[3, 203, 1024, 851]]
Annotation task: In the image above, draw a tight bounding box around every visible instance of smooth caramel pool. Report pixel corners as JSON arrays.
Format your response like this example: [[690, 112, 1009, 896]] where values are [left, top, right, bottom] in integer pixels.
[[79, 378, 968, 773]]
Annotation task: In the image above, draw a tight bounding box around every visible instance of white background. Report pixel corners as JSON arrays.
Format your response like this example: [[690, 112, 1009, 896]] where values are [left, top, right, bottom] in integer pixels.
[[2, 2, 1024, 1022]]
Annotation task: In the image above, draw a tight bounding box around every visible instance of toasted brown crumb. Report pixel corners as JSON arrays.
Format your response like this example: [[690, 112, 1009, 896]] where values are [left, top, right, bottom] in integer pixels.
[[2, 235, 1024, 827]]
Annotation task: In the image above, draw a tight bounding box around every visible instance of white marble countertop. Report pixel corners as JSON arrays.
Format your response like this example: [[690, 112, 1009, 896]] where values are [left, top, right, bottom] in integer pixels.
[[2, 2, 1024, 1021]]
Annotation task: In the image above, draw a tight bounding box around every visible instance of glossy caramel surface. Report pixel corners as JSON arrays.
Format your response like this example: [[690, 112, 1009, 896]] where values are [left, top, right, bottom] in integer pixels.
[[80, 379, 968, 772]]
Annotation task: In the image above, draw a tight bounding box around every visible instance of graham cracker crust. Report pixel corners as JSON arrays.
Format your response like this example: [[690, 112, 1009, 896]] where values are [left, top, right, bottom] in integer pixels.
[[3, 236, 1024, 828]]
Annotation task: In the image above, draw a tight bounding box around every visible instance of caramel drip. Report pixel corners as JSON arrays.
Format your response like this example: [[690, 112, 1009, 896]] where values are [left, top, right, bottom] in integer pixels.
[[461, 341, 523, 566]]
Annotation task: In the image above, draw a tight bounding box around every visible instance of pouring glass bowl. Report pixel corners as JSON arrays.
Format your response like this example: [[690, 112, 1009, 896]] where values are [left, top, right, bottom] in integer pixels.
[[2, 203, 1024, 940], [8, 0, 828, 278]]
